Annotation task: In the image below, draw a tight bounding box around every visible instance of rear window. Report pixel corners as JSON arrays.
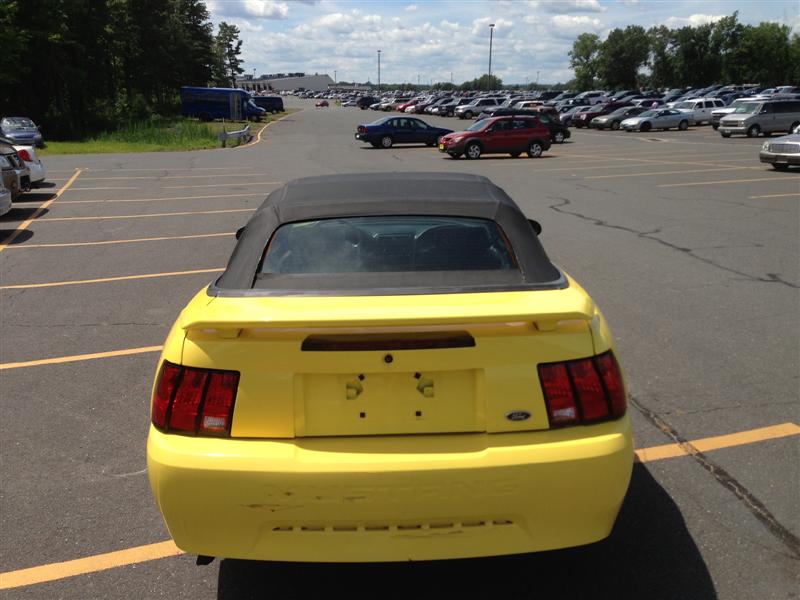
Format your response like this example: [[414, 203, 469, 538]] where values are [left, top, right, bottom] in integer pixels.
[[259, 216, 517, 275]]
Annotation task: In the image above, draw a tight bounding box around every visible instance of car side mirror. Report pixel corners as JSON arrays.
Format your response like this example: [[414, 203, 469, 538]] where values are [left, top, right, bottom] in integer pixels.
[[235, 226, 245, 240], [528, 219, 542, 236]]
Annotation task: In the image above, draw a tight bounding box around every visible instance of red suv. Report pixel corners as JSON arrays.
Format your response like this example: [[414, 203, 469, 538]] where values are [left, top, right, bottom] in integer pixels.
[[438, 116, 551, 159]]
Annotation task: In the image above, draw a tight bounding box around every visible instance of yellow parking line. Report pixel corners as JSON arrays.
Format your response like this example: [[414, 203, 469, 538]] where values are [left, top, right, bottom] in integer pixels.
[[67, 187, 139, 191], [635, 422, 800, 462], [57, 193, 262, 204], [749, 192, 800, 199], [0, 421, 796, 589], [659, 176, 798, 188], [584, 166, 761, 180], [38, 208, 254, 222], [163, 181, 281, 189], [76, 174, 272, 181], [0, 345, 163, 371], [0, 169, 81, 252], [235, 109, 302, 149], [0, 540, 182, 590], [0, 268, 224, 291], [3, 232, 234, 249]]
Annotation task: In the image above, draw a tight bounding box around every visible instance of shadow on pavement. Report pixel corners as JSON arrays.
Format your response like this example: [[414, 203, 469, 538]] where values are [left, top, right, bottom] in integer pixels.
[[216, 464, 716, 600], [13, 192, 55, 203], [0, 207, 48, 221]]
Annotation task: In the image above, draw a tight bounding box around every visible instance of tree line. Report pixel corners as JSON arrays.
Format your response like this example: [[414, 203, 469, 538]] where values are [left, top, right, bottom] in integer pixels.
[[0, 0, 244, 140], [569, 13, 800, 91]]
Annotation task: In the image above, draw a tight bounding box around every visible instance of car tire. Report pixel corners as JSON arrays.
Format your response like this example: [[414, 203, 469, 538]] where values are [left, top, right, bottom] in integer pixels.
[[772, 164, 789, 171], [720, 132, 732, 138], [380, 135, 393, 148], [712, 123, 719, 130], [464, 111, 473, 119], [553, 131, 565, 144], [678, 120, 689, 131], [640, 122, 652, 132], [465, 142, 481, 159], [611, 121, 620, 130], [527, 141, 544, 158], [746, 125, 760, 138]]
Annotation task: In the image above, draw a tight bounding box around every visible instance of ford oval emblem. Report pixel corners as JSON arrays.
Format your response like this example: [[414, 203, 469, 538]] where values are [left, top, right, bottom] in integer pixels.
[[505, 410, 531, 422]]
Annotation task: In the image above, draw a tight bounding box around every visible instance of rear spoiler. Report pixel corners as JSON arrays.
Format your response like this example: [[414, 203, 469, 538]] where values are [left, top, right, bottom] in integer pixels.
[[179, 287, 596, 334]]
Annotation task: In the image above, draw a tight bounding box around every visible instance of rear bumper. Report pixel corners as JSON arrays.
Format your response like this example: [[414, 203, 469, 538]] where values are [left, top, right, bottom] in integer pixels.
[[148, 418, 633, 562]]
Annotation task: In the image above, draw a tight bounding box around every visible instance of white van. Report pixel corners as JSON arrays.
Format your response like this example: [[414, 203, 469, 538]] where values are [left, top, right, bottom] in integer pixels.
[[671, 97, 726, 125]]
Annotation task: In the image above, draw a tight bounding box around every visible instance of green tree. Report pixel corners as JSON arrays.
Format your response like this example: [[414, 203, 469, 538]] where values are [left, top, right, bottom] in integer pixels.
[[459, 74, 502, 91], [647, 26, 676, 89], [568, 33, 600, 90], [212, 22, 244, 87], [597, 25, 650, 89], [736, 22, 794, 85]]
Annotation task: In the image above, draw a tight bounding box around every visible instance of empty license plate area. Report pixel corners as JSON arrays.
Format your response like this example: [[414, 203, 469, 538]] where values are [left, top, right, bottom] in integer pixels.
[[298, 369, 481, 436]]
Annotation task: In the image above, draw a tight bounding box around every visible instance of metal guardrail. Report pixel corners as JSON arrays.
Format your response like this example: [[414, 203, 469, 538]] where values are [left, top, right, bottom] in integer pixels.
[[218, 124, 252, 147]]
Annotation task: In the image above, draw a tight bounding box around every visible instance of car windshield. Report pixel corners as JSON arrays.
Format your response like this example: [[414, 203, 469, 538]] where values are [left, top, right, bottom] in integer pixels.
[[1, 117, 36, 130], [609, 108, 631, 116], [672, 101, 694, 109], [733, 103, 760, 114], [259, 217, 518, 275], [466, 119, 488, 131], [638, 110, 658, 118]]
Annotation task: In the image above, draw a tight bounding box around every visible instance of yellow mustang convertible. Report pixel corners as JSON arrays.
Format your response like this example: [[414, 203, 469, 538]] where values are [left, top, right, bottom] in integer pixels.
[[147, 172, 633, 563]]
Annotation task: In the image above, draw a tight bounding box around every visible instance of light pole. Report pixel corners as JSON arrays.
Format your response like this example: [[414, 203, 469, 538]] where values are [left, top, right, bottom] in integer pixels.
[[377, 50, 381, 93], [488, 23, 495, 88]]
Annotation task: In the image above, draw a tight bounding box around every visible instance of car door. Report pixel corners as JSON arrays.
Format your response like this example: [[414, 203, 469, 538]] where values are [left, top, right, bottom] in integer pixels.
[[408, 119, 432, 144], [393, 118, 414, 143], [484, 119, 512, 152]]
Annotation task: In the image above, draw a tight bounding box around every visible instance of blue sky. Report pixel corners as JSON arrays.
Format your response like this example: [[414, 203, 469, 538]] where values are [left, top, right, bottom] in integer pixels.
[[206, 1, 800, 84]]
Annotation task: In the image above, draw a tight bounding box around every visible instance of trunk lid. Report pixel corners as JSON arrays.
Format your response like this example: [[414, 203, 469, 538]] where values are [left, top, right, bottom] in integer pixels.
[[179, 284, 597, 438]]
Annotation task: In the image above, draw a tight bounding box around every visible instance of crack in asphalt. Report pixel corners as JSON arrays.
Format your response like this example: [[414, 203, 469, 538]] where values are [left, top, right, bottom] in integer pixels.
[[548, 197, 799, 289], [630, 395, 800, 559]]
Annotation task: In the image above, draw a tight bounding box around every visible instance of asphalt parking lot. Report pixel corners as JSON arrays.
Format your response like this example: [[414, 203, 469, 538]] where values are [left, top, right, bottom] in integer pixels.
[[1, 97, 798, 599]]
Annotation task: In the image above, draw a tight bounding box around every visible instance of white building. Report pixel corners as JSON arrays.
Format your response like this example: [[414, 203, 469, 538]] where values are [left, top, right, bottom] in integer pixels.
[[236, 74, 334, 93]]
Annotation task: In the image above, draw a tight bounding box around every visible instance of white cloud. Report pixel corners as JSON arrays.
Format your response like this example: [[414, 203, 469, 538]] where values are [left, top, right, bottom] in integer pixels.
[[550, 14, 603, 30], [209, 0, 289, 20], [665, 14, 726, 27], [405, 4, 418, 12], [541, 0, 606, 14], [621, 0, 639, 5], [471, 17, 514, 36]]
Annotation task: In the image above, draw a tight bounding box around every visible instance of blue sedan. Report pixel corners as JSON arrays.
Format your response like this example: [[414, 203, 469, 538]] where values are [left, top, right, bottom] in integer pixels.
[[355, 116, 452, 148]]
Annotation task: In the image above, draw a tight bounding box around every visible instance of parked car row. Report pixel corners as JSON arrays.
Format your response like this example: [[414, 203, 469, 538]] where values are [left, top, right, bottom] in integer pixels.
[[355, 114, 552, 160], [0, 132, 47, 214]]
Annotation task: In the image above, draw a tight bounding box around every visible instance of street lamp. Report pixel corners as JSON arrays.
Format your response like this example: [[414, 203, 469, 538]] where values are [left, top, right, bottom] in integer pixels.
[[377, 50, 381, 93], [488, 23, 495, 88]]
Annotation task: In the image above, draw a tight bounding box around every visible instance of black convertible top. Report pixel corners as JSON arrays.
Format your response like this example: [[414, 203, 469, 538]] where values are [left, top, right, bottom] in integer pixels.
[[212, 172, 563, 295]]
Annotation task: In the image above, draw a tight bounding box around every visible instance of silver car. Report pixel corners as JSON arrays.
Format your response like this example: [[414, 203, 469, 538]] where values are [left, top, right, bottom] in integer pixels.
[[0, 179, 11, 217], [759, 125, 800, 170], [620, 109, 693, 132], [719, 100, 800, 138]]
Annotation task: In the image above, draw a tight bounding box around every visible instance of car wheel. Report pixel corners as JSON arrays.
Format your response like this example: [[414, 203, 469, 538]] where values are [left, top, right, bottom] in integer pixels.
[[640, 122, 652, 132], [720, 132, 732, 138], [527, 141, 544, 158], [464, 111, 473, 119], [611, 121, 620, 130], [746, 125, 760, 138], [712, 123, 719, 130], [380, 135, 393, 148], [772, 164, 789, 171], [678, 120, 689, 131], [553, 131, 565, 144], [465, 142, 482, 159]]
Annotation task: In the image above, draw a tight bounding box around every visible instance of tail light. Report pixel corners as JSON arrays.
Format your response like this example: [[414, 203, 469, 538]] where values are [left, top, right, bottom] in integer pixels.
[[17, 149, 32, 162], [151, 361, 239, 436], [538, 351, 626, 427], [358, 126, 367, 134]]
